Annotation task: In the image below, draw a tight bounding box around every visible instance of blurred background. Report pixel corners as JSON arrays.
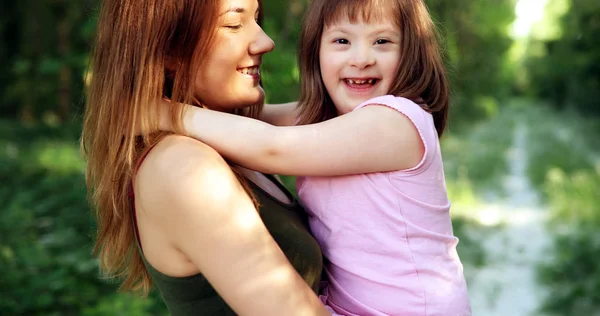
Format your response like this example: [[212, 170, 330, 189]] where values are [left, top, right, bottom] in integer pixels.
[[0, 0, 598, 315]]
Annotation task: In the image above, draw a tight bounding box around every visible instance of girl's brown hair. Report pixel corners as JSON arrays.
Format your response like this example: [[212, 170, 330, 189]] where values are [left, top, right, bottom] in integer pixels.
[[297, 0, 449, 136], [81, 0, 263, 295]]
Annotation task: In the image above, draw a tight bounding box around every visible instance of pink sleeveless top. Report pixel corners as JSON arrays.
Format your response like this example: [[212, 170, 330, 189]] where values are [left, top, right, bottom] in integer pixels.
[[297, 96, 471, 316]]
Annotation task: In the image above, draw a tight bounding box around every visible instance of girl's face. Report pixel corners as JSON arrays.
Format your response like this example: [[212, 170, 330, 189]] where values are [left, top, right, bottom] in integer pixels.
[[319, 17, 401, 115], [195, 0, 274, 111]]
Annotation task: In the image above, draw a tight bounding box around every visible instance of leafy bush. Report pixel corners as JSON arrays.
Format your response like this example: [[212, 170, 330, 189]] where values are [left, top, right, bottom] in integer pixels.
[[538, 167, 600, 315], [0, 120, 167, 315]]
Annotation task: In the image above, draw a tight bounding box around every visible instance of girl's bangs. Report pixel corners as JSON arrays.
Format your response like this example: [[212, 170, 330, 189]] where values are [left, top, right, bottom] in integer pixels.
[[322, 0, 399, 26]]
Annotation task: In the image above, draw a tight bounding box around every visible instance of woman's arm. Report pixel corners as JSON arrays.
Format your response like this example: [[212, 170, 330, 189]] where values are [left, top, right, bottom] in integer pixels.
[[259, 101, 298, 126], [137, 135, 329, 316], [179, 101, 424, 177]]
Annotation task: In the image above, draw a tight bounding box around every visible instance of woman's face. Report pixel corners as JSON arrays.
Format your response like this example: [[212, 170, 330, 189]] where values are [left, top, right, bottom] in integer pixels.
[[195, 0, 274, 111]]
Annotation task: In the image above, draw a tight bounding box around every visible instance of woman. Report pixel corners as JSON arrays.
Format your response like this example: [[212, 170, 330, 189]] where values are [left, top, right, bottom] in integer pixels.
[[81, 0, 329, 314]]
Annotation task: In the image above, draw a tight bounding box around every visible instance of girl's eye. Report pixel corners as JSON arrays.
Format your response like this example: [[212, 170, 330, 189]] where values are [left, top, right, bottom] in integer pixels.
[[375, 39, 391, 45], [334, 38, 350, 44], [226, 25, 243, 30]]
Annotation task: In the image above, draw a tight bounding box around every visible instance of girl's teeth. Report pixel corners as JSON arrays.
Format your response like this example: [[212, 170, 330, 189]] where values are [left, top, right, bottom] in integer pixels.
[[346, 79, 376, 85]]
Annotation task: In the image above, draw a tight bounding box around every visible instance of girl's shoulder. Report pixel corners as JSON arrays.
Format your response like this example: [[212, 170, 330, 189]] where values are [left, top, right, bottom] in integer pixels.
[[354, 95, 440, 175], [354, 95, 431, 122], [354, 95, 436, 138]]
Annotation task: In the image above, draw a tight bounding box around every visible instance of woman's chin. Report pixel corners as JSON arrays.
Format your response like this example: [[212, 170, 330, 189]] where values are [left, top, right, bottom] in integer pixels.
[[237, 90, 265, 107]]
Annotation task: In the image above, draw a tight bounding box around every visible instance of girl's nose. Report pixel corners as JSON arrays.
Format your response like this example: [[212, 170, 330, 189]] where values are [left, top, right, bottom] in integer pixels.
[[349, 46, 375, 69]]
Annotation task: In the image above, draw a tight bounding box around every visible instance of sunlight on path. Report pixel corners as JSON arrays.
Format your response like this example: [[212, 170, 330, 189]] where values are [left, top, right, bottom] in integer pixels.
[[467, 123, 551, 316]]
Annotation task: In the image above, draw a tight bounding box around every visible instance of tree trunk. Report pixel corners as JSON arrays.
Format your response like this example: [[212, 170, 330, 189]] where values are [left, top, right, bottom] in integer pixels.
[[57, 14, 71, 121]]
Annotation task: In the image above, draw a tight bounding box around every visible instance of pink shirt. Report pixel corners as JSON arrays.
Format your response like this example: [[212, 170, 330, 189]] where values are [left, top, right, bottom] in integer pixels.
[[297, 96, 471, 316]]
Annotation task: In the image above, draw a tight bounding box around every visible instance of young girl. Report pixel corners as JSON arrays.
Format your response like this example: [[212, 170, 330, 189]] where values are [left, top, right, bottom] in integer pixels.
[[160, 0, 471, 314]]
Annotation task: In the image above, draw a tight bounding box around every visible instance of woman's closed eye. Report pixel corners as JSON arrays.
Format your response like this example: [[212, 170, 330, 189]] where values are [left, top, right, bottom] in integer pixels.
[[225, 14, 258, 30]]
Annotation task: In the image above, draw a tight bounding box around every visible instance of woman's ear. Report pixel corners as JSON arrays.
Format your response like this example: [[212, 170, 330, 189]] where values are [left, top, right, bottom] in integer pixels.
[[165, 57, 178, 72], [163, 57, 178, 100]]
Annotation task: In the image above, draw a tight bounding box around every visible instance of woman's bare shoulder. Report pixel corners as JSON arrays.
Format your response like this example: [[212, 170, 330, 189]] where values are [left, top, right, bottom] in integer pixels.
[[142, 134, 225, 172], [135, 135, 242, 216]]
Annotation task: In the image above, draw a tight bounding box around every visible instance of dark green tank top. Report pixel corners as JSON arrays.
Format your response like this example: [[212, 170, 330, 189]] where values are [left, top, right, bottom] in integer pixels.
[[131, 175, 323, 315]]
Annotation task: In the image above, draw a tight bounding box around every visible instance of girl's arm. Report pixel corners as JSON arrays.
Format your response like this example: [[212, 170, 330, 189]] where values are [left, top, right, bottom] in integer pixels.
[[137, 135, 329, 316], [259, 101, 299, 126], [177, 99, 424, 177]]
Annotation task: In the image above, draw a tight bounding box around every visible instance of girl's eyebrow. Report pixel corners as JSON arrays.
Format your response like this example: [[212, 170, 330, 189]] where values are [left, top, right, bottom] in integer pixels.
[[323, 25, 349, 34], [324, 25, 399, 36]]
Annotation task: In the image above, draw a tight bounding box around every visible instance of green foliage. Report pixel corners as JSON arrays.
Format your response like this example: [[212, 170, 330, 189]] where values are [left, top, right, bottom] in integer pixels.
[[1, 0, 95, 121], [521, 104, 599, 192], [442, 106, 516, 194], [0, 121, 168, 315], [525, 0, 600, 117], [427, 0, 517, 127], [506, 102, 600, 315], [538, 167, 600, 315], [451, 215, 488, 269], [261, 0, 305, 104]]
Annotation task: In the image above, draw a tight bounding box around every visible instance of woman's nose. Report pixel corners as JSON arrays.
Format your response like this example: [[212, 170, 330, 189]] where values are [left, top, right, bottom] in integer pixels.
[[250, 27, 275, 55]]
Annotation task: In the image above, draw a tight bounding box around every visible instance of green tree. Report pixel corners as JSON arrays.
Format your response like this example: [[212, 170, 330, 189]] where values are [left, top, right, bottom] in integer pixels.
[[427, 0, 517, 126], [1, 0, 95, 123], [525, 0, 600, 117]]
